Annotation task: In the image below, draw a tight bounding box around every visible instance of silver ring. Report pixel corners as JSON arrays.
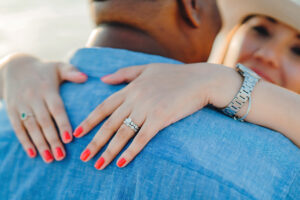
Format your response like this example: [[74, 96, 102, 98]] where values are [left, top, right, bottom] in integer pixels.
[[21, 112, 34, 121], [123, 117, 140, 133]]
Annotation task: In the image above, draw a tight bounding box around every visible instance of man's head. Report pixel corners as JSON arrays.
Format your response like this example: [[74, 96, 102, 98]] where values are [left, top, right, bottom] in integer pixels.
[[88, 0, 221, 63]]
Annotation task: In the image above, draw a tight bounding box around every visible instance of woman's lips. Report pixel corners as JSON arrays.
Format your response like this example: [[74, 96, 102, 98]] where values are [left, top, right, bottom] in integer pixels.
[[250, 68, 276, 84]]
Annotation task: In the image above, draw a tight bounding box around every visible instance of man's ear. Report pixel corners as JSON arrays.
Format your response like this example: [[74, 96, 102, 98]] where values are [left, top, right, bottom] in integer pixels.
[[179, 0, 202, 28]]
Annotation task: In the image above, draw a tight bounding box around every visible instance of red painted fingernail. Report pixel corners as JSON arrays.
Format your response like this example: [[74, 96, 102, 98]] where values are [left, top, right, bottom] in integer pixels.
[[80, 149, 90, 161], [94, 157, 105, 170], [63, 131, 72, 142], [79, 72, 88, 79], [27, 148, 35, 158], [56, 147, 64, 159], [101, 74, 112, 81], [73, 126, 83, 137], [43, 150, 54, 162], [117, 158, 126, 168]]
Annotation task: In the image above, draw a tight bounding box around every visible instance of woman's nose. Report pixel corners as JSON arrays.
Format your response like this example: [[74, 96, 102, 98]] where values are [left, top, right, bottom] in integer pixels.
[[253, 42, 281, 69]]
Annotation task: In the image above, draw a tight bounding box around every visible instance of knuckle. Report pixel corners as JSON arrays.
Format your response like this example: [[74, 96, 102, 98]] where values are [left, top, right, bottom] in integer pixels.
[[52, 61, 63, 69], [40, 123, 53, 132], [47, 137, 60, 147], [39, 115, 51, 126], [51, 105, 64, 115], [58, 122, 70, 131], [34, 141, 47, 149], [23, 88, 37, 100], [117, 68, 127, 74], [101, 119, 114, 132], [17, 134, 28, 145], [116, 127, 132, 140], [127, 80, 138, 88], [14, 125, 25, 135], [83, 117, 93, 128], [47, 95, 64, 109], [104, 147, 116, 158], [14, 127, 24, 136], [96, 101, 108, 114], [40, 80, 51, 91], [24, 119, 37, 131], [152, 103, 169, 118], [135, 134, 149, 145], [89, 139, 101, 150], [125, 148, 136, 158], [150, 107, 163, 118], [118, 125, 128, 133]]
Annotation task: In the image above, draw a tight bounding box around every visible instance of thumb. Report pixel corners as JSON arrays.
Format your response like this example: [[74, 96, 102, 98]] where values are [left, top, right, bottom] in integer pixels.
[[101, 65, 146, 85], [57, 62, 88, 83]]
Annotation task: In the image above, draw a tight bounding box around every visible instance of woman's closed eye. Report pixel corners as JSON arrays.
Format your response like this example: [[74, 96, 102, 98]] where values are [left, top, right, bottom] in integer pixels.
[[291, 46, 300, 57], [252, 25, 270, 37]]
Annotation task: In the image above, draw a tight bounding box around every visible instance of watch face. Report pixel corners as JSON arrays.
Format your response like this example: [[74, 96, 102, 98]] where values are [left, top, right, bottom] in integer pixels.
[[237, 63, 261, 79]]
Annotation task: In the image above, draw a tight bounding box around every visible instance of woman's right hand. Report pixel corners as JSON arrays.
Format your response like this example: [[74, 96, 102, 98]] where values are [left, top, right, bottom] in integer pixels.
[[0, 53, 88, 163]]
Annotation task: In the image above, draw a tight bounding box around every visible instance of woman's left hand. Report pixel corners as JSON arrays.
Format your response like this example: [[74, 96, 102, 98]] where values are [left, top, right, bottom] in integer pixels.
[[74, 63, 240, 170]]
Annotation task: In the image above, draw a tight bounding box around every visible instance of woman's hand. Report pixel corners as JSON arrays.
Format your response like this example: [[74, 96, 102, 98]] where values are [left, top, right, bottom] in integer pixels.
[[0, 53, 88, 163], [74, 63, 241, 170]]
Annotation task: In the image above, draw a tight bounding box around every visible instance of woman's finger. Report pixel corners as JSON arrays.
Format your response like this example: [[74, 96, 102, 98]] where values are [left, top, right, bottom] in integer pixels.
[[79, 104, 131, 162], [101, 65, 146, 84], [116, 119, 161, 168], [56, 62, 88, 83], [45, 93, 73, 143], [19, 107, 54, 163], [32, 100, 66, 161], [7, 108, 37, 158], [73, 91, 125, 138], [94, 112, 146, 170]]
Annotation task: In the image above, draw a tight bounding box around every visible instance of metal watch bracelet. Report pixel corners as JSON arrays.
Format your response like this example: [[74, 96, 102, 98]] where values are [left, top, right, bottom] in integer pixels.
[[222, 63, 261, 121]]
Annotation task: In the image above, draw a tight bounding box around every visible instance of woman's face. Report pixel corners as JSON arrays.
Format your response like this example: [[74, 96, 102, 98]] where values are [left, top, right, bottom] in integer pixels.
[[224, 16, 300, 93]]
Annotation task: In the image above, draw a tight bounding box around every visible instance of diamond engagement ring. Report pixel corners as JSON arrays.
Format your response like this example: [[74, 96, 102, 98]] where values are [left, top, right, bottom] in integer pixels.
[[21, 112, 34, 121], [123, 117, 140, 133]]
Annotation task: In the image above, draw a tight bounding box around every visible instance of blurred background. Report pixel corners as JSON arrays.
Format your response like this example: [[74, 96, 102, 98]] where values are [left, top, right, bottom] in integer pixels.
[[0, 0, 93, 61]]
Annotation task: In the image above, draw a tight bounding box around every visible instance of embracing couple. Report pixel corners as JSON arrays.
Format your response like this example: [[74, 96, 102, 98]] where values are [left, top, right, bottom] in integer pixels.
[[0, 0, 299, 199]]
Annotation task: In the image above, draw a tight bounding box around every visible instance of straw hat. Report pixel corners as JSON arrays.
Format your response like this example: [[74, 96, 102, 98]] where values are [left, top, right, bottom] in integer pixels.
[[208, 0, 300, 64]]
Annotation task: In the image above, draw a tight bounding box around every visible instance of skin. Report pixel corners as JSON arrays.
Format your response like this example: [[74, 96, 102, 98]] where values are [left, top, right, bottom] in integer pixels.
[[224, 16, 300, 93], [0, 54, 87, 162], [0, 0, 221, 163], [88, 0, 221, 63], [74, 16, 300, 169], [75, 63, 242, 169]]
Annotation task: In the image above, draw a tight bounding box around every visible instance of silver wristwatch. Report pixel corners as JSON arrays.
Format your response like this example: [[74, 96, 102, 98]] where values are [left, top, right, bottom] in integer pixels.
[[222, 63, 261, 120]]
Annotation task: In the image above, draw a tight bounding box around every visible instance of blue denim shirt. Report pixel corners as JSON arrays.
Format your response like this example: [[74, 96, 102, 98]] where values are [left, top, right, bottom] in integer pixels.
[[0, 48, 299, 200]]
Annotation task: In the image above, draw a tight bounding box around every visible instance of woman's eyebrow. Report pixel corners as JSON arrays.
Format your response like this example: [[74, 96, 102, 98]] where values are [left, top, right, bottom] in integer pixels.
[[266, 16, 277, 24]]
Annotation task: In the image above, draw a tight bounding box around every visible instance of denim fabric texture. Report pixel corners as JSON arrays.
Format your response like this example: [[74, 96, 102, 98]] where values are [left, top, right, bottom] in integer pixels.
[[0, 48, 299, 200]]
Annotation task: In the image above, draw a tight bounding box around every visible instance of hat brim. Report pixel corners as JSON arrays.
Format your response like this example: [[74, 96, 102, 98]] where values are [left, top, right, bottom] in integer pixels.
[[208, 0, 300, 64]]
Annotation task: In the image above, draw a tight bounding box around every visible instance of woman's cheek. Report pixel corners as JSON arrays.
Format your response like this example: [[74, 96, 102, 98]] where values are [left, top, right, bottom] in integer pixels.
[[282, 59, 300, 93], [236, 33, 262, 63], [224, 30, 259, 66]]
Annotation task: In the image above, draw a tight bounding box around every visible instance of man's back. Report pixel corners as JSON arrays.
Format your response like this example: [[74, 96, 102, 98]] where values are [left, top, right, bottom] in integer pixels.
[[0, 48, 299, 200]]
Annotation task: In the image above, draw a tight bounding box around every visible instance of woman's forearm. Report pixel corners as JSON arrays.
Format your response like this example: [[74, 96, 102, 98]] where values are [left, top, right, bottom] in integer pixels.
[[238, 80, 300, 147], [213, 66, 300, 147]]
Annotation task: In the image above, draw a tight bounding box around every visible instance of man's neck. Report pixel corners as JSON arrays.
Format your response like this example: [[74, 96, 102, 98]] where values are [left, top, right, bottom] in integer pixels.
[[86, 23, 169, 58]]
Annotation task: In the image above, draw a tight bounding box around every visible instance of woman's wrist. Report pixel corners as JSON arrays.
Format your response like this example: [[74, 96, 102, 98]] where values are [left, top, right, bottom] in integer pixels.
[[0, 53, 40, 99], [208, 64, 244, 110]]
